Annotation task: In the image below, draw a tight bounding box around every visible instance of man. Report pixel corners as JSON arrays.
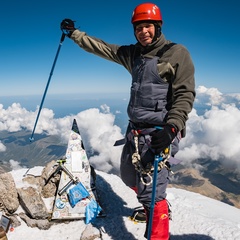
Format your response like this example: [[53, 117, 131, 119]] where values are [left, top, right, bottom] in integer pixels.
[[61, 2, 195, 239]]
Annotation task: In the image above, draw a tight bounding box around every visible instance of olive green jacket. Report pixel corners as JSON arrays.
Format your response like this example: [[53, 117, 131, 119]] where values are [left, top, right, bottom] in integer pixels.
[[71, 30, 195, 134]]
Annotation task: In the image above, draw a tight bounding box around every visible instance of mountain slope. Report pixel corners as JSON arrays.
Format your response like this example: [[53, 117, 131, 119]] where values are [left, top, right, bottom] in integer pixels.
[[169, 165, 240, 208]]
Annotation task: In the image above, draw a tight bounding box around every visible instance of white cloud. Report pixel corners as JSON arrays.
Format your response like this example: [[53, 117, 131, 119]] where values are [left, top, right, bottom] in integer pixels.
[[0, 141, 6, 152], [75, 107, 123, 172], [196, 85, 223, 105], [9, 159, 23, 170], [0, 103, 124, 174], [179, 95, 240, 168], [0, 103, 32, 132]]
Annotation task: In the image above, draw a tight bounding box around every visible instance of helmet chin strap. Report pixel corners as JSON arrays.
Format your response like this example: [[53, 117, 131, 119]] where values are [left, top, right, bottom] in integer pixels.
[[152, 24, 162, 43]]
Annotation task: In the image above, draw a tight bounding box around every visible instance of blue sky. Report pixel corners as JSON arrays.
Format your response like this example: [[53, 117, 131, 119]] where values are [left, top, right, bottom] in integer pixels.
[[1, 0, 240, 97]]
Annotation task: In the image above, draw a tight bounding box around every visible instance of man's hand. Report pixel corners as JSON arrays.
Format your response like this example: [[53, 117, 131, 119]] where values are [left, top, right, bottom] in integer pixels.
[[60, 19, 76, 37], [150, 124, 177, 154]]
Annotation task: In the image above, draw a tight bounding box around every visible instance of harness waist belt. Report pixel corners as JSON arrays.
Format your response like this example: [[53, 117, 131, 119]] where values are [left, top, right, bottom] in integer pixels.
[[131, 121, 157, 129]]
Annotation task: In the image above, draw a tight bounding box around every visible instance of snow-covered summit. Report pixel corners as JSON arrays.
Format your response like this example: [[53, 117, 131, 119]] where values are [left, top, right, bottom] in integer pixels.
[[5, 168, 240, 240]]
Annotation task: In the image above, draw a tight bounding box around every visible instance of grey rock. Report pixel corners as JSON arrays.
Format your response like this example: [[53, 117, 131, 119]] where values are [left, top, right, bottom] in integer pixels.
[[80, 224, 101, 240], [0, 172, 19, 213], [18, 212, 51, 230], [18, 187, 49, 219]]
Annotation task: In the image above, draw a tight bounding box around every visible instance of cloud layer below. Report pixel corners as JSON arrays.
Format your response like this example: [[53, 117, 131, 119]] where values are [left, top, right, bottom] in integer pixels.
[[1, 86, 240, 173]]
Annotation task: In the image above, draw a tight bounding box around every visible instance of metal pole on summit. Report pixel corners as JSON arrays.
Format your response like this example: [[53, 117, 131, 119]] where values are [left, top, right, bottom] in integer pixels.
[[29, 33, 66, 142]]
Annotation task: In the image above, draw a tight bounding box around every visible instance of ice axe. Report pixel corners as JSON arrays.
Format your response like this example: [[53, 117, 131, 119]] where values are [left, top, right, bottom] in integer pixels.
[[29, 33, 65, 142]]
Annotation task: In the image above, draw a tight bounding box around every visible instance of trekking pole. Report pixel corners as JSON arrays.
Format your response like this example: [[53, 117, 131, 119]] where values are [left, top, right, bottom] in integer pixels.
[[29, 33, 66, 142], [147, 153, 164, 240]]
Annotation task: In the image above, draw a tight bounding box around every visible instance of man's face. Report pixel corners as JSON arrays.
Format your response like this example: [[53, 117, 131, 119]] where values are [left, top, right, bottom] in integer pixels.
[[135, 22, 155, 46]]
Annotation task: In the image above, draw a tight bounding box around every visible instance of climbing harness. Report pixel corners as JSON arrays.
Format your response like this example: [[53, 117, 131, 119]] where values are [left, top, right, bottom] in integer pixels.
[[131, 129, 153, 186], [131, 129, 171, 186]]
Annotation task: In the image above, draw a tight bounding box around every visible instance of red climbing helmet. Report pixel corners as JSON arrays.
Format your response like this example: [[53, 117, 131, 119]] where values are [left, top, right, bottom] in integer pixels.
[[131, 3, 162, 24]]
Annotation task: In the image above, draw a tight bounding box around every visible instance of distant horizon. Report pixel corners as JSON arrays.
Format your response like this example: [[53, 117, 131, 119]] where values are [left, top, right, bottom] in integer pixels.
[[0, 87, 229, 118], [1, 92, 129, 99], [2, 88, 240, 98], [1, 91, 210, 127]]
